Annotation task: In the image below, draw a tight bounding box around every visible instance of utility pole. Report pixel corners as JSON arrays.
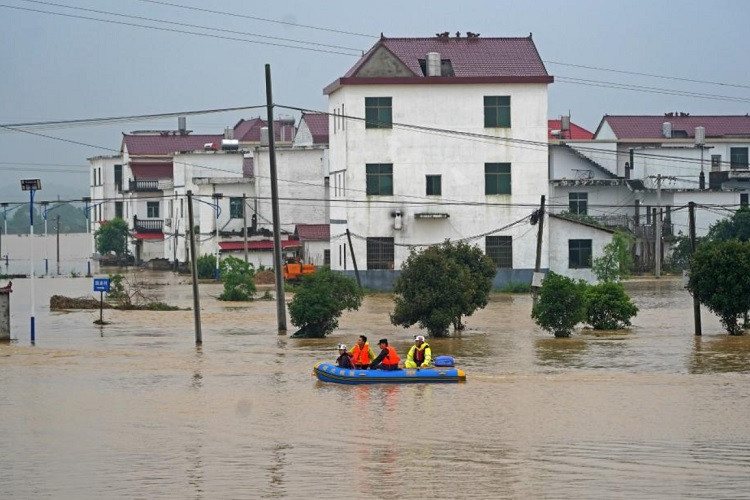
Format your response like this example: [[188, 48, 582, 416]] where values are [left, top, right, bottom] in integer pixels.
[[533, 195, 545, 306], [346, 229, 361, 287], [56, 214, 60, 275], [187, 191, 202, 345], [655, 174, 662, 278], [242, 193, 248, 263], [689, 202, 702, 336], [266, 63, 287, 332]]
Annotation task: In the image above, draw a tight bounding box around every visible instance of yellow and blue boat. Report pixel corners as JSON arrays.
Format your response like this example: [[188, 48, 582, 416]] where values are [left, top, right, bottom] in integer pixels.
[[313, 362, 467, 385]]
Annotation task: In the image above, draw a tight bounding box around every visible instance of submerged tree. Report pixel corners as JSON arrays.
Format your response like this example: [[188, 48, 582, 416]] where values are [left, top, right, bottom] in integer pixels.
[[592, 231, 635, 282], [687, 239, 750, 335], [289, 267, 364, 338], [390, 240, 496, 337], [94, 217, 130, 257], [531, 272, 587, 337], [583, 282, 639, 330], [218, 256, 256, 301]]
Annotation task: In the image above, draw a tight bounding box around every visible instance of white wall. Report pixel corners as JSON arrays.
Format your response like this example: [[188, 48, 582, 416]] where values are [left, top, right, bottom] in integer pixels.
[[548, 217, 613, 283], [328, 82, 549, 272]]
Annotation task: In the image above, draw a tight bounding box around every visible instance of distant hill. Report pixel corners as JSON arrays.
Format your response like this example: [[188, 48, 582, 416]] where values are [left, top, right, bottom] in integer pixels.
[[2, 202, 87, 234]]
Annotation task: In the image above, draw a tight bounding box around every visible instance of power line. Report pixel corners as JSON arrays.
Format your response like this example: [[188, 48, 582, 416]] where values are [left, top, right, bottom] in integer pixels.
[[0, 3, 360, 56], [133, 0, 376, 39], [19, 0, 364, 53]]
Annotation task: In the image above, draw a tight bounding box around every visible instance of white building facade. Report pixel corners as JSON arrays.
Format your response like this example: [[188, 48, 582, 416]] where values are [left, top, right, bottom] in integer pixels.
[[326, 35, 553, 289]]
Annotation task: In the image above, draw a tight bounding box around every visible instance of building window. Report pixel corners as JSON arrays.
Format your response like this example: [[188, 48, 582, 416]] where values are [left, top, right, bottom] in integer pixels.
[[486, 236, 512, 268], [229, 197, 244, 219], [365, 97, 392, 129], [484, 96, 511, 128], [711, 155, 722, 172], [114, 164, 122, 192], [569, 239, 592, 269], [485, 163, 511, 195], [426, 175, 441, 196], [366, 163, 393, 195], [742, 193, 749, 208], [569, 193, 588, 215], [147, 201, 160, 218], [367, 237, 394, 270], [730, 147, 749, 170], [324, 249, 331, 266], [115, 201, 123, 219]]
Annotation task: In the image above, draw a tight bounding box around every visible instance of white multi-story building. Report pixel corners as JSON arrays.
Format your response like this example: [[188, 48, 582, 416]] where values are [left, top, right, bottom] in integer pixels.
[[325, 33, 553, 289]]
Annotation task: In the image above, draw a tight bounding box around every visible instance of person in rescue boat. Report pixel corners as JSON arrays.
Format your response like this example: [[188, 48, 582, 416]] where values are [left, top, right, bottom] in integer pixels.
[[404, 335, 432, 369], [335, 344, 354, 369], [349, 335, 376, 369], [369, 338, 401, 370]]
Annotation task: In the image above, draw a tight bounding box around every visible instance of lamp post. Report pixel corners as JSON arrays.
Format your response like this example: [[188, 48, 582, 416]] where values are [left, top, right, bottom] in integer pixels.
[[82, 196, 92, 277], [21, 179, 41, 344], [212, 193, 223, 280], [41, 201, 49, 275]]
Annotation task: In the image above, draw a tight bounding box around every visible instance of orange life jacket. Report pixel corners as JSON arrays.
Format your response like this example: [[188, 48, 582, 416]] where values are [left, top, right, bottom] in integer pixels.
[[382, 345, 400, 367], [351, 343, 371, 366]]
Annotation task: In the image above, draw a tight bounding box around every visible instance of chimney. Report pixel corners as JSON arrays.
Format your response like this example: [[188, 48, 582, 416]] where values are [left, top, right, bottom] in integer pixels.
[[224, 127, 234, 140], [426, 52, 441, 76], [178, 116, 187, 134], [260, 127, 269, 146]]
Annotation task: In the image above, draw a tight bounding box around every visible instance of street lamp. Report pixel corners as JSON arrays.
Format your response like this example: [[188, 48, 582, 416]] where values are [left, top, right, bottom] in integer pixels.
[[212, 193, 223, 280], [41, 201, 49, 275], [21, 178, 41, 344]]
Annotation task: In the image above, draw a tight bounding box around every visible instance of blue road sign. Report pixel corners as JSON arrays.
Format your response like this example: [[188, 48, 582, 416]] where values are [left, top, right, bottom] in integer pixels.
[[93, 278, 111, 292]]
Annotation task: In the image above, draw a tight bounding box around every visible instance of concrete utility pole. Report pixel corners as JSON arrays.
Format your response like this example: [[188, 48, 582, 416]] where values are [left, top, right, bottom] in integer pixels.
[[242, 193, 248, 263], [649, 174, 677, 278], [265, 63, 287, 332], [533, 195, 546, 307], [346, 229, 361, 288], [187, 191, 202, 345], [688, 202, 702, 336], [56, 215, 60, 275]]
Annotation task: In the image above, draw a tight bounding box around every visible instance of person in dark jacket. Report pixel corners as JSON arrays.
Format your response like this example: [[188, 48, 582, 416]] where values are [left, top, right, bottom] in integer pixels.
[[335, 344, 354, 369], [369, 338, 401, 370]]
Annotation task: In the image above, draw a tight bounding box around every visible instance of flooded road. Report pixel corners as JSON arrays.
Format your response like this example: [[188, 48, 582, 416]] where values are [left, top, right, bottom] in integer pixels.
[[1, 274, 750, 498]]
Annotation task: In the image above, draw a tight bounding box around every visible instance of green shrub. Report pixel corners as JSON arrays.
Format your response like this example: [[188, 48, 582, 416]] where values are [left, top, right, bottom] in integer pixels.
[[218, 256, 256, 301], [531, 272, 587, 337], [289, 268, 363, 338], [197, 254, 217, 279], [592, 231, 635, 282], [498, 281, 532, 293], [107, 274, 126, 299], [583, 282, 638, 330]]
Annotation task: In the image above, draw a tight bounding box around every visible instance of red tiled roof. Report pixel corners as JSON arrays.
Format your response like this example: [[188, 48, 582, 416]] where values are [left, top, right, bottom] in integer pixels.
[[219, 240, 301, 251], [233, 117, 296, 142], [295, 224, 329, 241], [130, 161, 172, 179], [344, 36, 550, 79], [548, 120, 594, 140], [597, 115, 750, 140], [134, 232, 164, 240], [300, 113, 329, 144], [123, 133, 223, 156]]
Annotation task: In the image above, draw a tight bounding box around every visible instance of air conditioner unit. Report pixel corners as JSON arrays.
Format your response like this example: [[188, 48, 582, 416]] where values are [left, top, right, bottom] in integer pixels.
[[164, 218, 172, 227]]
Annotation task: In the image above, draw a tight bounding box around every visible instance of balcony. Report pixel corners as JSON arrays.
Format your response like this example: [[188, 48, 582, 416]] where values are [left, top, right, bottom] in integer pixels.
[[128, 178, 174, 192], [133, 216, 163, 233]]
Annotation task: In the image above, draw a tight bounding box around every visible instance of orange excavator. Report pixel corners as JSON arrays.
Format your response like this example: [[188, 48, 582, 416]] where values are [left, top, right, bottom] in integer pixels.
[[282, 258, 315, 282]]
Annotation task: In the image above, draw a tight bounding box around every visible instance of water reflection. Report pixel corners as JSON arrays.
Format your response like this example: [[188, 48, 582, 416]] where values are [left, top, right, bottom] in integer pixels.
[[689, 335, 750, 374], [535, 337, 588, 369]]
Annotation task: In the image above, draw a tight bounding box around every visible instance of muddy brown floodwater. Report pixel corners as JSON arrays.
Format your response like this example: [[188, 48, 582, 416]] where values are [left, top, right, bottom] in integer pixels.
[[1, 273, 749, 498]]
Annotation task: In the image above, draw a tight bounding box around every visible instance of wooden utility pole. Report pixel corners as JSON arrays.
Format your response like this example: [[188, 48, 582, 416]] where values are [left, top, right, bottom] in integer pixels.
[[532, 195, 545, 307], [265, 64, 287, 332], [346, 229, 361, 287], [187, 191, 202, 344], [689, 202, 702, 336]]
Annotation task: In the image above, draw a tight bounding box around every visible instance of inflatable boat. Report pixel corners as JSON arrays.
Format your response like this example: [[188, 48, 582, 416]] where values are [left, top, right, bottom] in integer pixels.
[[313, 362, 466, 385]]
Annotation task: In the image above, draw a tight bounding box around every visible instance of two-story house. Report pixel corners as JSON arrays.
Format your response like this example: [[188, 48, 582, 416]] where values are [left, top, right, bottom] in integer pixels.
[[325, 33, 553, 290]]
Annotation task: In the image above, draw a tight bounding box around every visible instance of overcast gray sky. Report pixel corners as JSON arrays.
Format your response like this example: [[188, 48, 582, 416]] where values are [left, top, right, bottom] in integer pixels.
[[1, 0, 748, 202]]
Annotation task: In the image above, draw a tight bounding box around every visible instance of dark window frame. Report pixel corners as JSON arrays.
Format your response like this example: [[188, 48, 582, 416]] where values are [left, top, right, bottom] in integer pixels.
[[730, 147, 749, 170], [366, 237, 395, 270], [484, 96, 511, 128], [146, 201, 160, 218], [569, 192, 588, 215], [426, 174, 442, 196], [114, 201, 123, 219], [486, 235, 513, 269], [569, 239, 592, 269], [485, 163, 511, 195], [366, 163, 393, 196], [365, 97, 392, 129], [229, 197, 244, 219]]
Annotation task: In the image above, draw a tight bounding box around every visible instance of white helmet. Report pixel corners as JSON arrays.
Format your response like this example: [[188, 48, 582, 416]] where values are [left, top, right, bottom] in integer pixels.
[[337, 344, 347, 350]]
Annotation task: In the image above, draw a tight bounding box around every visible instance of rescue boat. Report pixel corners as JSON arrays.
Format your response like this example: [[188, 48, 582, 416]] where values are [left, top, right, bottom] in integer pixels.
[[313, 362, 467, 385]]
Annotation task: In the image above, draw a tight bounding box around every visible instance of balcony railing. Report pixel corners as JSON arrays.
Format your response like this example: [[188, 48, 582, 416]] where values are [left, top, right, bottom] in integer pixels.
[[133, 216, 163, 233], [128, 178, 174, 192]]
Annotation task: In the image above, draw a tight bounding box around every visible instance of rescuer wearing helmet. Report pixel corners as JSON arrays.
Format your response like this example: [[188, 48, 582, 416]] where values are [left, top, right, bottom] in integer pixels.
[[404, 335, 432, 369], [336, 344, 354, 369]]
